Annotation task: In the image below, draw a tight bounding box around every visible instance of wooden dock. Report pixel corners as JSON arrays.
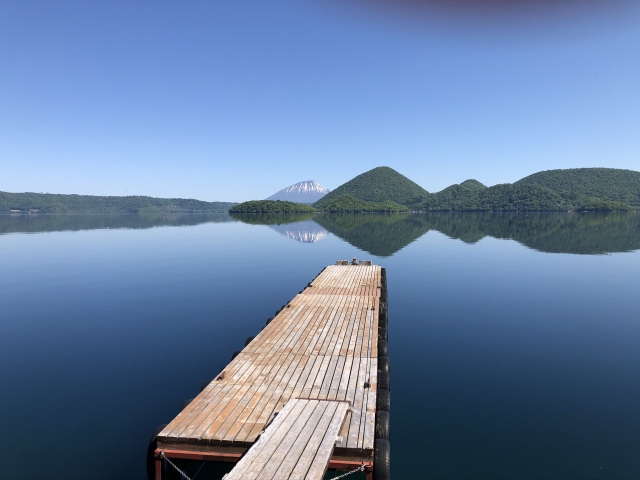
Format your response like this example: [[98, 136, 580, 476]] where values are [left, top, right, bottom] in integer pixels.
[[153, 263, 389, 479]]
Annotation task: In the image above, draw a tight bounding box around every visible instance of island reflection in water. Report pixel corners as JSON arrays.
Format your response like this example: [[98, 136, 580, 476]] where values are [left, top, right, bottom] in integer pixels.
[[0, 212, 235, 235], [2, 212, 639, 256], [235, 212, 640, 256]]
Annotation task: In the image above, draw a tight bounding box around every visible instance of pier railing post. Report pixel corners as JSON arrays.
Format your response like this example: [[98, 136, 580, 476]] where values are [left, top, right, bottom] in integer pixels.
[[154, 451, 162, 480]]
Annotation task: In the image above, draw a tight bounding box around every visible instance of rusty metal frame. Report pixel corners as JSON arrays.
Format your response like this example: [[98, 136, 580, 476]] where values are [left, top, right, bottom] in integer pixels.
[[329, 459, 374, 480], [155, 448, 373, 479], [155, 448, 243, 463]]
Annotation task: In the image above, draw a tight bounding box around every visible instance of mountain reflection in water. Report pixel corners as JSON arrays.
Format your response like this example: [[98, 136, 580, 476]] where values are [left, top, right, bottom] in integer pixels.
[[231, 213, 329, 243], [315, 213, 429, 256], [3, 212, 638, 256], [0, 213, 234, 235], [237, 211, 640, 256], [269, 221, 329, 243], [423, 212, 640, 255]]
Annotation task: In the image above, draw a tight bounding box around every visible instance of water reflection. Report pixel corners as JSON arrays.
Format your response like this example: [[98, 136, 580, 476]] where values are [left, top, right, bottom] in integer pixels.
[[269, 221, 329, 243], [3, 212, 639, 256], [315, 213, 429, 256], [230, 213, 316, 225], [315, 212, 640, 256], [231, 213, 329, 243], [424, 212, 640, 255], [0, 213, 235, 235]]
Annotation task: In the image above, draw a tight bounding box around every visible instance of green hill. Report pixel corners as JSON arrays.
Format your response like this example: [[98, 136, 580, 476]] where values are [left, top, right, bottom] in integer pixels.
[[419, 183, 631, 212], [416, 179, 486, 211], [229, 200, 315, 214], [314, 167, 428, 208], [0, 191, 235, 214], [312, 166, 635, 212], [515, 168, 640, 206], [459, 179, 488, 190], [315, 194, 409, 213]]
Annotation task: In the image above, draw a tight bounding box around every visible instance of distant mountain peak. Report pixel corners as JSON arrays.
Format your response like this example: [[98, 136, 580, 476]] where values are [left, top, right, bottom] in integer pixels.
[[266, 181, 330, 203], [459, 179, 487, 189]]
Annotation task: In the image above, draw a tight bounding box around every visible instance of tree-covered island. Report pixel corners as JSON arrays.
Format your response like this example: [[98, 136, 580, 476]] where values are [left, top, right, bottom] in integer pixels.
[[315, 194, 409, 213], [229, 200, 316, 214]]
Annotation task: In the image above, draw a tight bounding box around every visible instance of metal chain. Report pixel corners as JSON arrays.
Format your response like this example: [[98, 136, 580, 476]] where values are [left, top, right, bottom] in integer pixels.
[[160, 452, 192, 480], [331, 463, 366, 479]]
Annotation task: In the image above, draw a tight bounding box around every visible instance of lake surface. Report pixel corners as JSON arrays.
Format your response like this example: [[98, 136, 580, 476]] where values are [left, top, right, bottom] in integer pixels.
[[1, 212, 639, 480]]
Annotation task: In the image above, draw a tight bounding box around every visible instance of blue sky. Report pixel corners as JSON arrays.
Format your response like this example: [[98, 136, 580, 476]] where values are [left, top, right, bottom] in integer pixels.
[[1, 1, 639, 202]]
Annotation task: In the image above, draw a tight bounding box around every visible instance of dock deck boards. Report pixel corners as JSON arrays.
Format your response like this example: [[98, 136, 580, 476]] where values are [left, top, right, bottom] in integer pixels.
[[157, 265, 381, 457], [223, 399, 350, 480]]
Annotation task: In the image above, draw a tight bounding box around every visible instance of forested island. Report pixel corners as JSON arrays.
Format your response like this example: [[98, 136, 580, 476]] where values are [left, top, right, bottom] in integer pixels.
[[229, 200, 316, 214], [230, 195, 409, 214], [315, 195, 409, 213], [0, 191, 235, 214]]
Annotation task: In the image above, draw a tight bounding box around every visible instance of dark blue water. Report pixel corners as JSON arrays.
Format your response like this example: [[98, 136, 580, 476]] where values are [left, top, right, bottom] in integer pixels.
[[1, 213, 639, 480]]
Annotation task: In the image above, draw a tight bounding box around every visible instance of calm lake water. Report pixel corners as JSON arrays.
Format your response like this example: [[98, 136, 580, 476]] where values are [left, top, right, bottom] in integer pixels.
[[1, 212, 639, 480]]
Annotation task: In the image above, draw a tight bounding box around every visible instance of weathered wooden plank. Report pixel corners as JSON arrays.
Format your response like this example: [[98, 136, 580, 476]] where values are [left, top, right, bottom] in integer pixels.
[[198, 355, 282, 442], [253, 400, 322, 479], [303, 401, 350, 480], [224, 399, 349, 480], [363, 358, 378, 450], [346, 357, 368, 448], [238, 353, 306, 443], [163, 353, 258, 442], [288, 401, 342, 480], [270, 401, 332, 479], [223, 398, 305, 480]]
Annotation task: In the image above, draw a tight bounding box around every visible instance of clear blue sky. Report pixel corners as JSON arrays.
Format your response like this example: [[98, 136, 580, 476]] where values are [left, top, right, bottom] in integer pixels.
[[1, 1, 639, 202]]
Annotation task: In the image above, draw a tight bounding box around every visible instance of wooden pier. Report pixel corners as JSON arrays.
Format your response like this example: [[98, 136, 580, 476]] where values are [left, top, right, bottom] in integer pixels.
[[153, 263, 389, 479]]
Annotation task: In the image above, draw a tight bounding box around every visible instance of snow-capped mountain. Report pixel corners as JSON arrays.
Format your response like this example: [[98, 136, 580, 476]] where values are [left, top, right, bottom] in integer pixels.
[[266, 181, 330, 204]]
